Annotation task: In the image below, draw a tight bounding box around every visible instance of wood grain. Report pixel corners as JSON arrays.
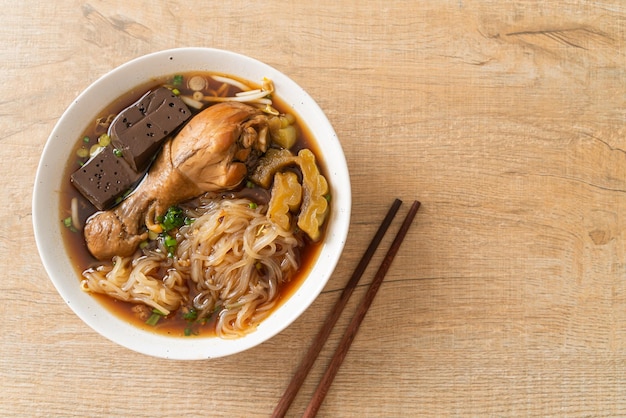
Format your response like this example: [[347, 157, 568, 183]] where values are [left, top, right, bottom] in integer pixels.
[[2, 0, 626, 416]]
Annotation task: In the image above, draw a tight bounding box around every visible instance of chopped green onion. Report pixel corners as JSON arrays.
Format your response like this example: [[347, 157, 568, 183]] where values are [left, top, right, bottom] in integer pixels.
[[246, 180, 255, 188], [249, 202, 258, 209], [62, 217, 77, 233], [163, 233, 177, 257], [164, 234, 177, 246], [171, 88, 180, 96], [324, 193, 331, 202], [145, 313, 160, 326], [113, 189, 132, 205], [172, 74, 183, 85], [113, 148, 123, 157], [89, 144, 103, 157], [83, 136, 90, 143], [181, 307, 200, 336], [160, 206, 185, 232], [145, 308, 166, 326], [183, 308, 198, 321], [98, 133, 111, 147], [76, 147, 89, 158]]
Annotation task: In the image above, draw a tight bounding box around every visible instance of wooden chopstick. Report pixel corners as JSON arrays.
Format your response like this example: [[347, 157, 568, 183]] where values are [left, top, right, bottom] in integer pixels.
[[271, 198, 404, 418], [302, 200, 421, 418]]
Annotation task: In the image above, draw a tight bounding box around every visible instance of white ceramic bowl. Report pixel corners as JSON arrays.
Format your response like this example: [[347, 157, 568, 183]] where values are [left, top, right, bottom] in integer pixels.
[[32, 48, 351, 360]]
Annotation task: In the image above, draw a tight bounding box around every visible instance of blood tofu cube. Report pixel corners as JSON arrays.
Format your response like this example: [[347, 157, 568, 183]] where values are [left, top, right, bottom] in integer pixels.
[[70, 146, 143, 211], [110, 87, 191, 171]]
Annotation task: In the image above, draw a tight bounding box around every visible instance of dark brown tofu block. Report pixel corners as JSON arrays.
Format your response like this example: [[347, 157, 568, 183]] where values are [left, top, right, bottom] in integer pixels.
[[110, 87, 191, 171], [70, 146, 144, 211]]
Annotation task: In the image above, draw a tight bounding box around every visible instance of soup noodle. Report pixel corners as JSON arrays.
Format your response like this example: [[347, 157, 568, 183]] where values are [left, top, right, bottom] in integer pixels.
[[64, 72, 328, 338]]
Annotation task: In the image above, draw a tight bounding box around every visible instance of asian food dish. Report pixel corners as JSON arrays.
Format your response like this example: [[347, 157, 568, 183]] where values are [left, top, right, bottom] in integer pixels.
[[61, 72, 330, 338]]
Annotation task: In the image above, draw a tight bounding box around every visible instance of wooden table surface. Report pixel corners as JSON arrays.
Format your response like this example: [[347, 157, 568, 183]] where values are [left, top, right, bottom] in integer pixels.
[[3, 1, 626, 416]]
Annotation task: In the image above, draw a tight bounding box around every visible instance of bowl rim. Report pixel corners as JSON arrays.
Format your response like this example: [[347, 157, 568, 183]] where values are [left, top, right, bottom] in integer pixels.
[[32, 47, 351, 360]]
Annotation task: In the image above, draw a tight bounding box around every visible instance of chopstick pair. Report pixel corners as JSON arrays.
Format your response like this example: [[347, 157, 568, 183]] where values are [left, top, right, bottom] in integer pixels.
[[272, 198, 421, 418]]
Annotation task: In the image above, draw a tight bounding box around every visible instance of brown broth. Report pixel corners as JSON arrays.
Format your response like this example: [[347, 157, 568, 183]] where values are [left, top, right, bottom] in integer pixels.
[[59, 71, 328, 337]]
